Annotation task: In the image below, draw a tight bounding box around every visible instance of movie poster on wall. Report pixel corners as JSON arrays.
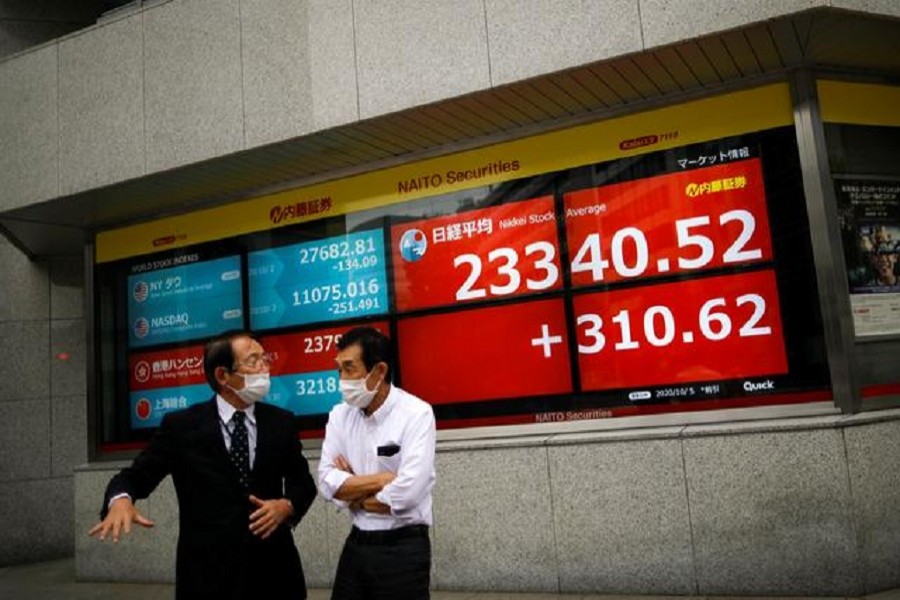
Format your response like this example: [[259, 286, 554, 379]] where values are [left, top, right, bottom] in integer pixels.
[[836, 178, 900, 337]]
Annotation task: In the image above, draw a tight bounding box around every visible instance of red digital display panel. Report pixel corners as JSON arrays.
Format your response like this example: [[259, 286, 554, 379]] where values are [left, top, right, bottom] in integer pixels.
[[573, 269, 787, 391], [565, 159, 773, 287], [261, 321, 390, 376], [397, 298, 572, 404], [391, 196, 563, 312], [260, 321, 391, 416], [129, 345, 205, 391]]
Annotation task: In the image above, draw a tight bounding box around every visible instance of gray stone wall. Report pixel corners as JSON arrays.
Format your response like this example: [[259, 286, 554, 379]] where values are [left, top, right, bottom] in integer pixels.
[[0, 238, 86, 565], [75, 410, 900, 596], [5, 0, 900, 212]]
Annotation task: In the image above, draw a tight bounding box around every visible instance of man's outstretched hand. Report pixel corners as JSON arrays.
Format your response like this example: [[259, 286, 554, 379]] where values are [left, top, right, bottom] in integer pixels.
[[88, 497, 155, 543]]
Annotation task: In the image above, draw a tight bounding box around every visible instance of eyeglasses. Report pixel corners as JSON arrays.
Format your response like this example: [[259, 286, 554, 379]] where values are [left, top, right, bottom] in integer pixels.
[[233, 353, 274, 370]]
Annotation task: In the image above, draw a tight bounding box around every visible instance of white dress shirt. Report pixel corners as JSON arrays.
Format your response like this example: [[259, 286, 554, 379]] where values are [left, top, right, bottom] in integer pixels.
[[216, 395, 257, 468], [318, 385, 436, 530]]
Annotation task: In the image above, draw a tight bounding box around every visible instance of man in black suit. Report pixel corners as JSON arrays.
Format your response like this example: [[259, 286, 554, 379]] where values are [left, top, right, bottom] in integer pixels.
[[89, 330, 318, 600]]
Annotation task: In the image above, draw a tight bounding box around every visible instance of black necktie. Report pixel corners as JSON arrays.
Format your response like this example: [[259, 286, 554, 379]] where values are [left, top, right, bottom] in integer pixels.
[[229, 411, 250, 488]]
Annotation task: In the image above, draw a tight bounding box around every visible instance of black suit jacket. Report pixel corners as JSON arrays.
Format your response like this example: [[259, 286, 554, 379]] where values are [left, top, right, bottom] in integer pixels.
[[101, 398, 318, 600]]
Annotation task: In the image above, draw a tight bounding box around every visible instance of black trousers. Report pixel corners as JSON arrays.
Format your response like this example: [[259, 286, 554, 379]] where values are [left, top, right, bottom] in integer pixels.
[[331, 525, 431, 600]]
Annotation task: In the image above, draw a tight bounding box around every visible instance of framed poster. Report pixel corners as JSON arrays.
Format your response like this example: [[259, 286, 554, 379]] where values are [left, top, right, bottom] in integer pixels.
[[836, 178, 900, 337]]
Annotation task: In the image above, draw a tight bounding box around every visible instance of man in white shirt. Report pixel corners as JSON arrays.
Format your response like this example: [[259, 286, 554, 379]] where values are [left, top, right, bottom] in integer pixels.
[[318, 326, 436, 599]]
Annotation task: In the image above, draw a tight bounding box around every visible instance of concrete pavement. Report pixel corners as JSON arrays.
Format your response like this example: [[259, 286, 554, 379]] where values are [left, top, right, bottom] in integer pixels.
[[2, 558, 899, 599]]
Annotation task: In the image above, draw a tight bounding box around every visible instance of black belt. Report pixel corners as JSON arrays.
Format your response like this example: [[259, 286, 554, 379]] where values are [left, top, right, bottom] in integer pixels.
[[348, 524, 429, 545]]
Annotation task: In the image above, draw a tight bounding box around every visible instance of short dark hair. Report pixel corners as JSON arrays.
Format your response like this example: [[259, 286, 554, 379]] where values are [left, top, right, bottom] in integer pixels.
[[203, 330, 262, 392], [337, 326, 392, 380]]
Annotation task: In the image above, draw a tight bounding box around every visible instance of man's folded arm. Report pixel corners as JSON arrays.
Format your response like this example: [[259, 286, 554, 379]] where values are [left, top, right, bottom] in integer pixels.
[[318, 415, 394, 507], [334, 472, 394, 501], [374, 409, 435, 515]]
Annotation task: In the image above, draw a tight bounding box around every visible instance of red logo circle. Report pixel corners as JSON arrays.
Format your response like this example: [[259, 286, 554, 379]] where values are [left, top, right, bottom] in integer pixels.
[[135, 398, 152, 420], [134, 361, 151, 384]]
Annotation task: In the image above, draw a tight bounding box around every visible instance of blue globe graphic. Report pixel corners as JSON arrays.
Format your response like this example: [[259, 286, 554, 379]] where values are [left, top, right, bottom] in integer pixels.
[[399, 229, 428, 262]]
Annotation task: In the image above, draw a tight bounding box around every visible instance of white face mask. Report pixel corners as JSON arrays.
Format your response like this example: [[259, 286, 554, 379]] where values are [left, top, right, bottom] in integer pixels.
[[340, 372, 379, 409], [228, 372, 270, 405]]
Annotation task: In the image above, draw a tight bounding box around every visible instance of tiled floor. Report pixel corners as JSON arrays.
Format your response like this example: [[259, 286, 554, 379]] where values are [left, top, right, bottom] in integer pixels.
[[2, 559, 898, 600]]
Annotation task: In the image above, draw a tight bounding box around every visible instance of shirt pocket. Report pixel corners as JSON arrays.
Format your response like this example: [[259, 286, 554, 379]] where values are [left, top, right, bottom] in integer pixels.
[[375, 440, 402, 473]]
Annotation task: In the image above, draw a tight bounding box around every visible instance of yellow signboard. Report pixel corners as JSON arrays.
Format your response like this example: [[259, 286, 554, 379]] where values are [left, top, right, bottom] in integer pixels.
[[96, 83, 793, 263], [818, 80, 900, 127]]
